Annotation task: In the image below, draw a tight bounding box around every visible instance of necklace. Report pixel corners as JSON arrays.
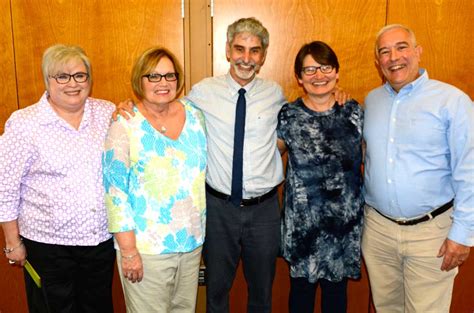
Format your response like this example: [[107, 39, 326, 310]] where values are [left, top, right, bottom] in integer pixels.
[[158, 125, 167, 134]]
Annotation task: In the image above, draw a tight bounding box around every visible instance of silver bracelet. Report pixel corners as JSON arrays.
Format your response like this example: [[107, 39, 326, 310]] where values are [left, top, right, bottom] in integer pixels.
[[121, 252, 138, 260], [3, 239, 24, 254]]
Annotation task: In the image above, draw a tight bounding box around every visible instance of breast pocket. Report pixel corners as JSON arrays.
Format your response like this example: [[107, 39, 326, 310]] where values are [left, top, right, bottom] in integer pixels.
[[408, 115, 446, 147], [247, 112, 277, 139]]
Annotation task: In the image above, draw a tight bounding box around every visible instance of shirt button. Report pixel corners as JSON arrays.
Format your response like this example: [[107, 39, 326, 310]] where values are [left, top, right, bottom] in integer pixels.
[[92, 231, 97, 235], [390, 138, 394, 143], [387, 179, 392, 184], [389, 158, 393, 163], [91, 208, 96, 212], [392, 117, 396, 122]]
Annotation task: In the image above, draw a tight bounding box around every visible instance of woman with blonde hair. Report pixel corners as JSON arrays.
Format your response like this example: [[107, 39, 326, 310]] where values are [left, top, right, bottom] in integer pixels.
[[0, 44, 115, 313], [103, 46, 207, 313]]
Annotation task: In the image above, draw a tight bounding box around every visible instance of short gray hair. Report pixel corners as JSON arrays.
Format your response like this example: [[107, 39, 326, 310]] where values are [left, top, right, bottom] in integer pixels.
[[375, 24, 417, 56], [227, 17, 269, 50], [42, 44, 92, 89]]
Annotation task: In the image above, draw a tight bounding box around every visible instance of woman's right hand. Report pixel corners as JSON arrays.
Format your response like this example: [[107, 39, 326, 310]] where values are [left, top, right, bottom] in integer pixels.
[[4, 240, 27, 266], [112, 99, 136, 121], [121, 251, 144, 283], [1, 221, 27, 266]]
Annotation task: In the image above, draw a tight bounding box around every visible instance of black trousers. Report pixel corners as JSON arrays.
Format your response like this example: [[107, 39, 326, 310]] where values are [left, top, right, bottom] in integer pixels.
[[22, 237, 115, 313], [203, 191, 281, 313], [289, 276, 348, 313]]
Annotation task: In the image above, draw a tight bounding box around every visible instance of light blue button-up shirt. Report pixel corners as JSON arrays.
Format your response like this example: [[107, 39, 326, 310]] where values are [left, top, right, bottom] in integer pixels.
[[187, 73, 285, 198], [363, 69, 474, 246]]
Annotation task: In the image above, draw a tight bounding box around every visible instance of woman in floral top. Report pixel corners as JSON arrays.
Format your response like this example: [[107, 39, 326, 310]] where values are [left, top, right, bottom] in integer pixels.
[[103, 47, 207, 313]]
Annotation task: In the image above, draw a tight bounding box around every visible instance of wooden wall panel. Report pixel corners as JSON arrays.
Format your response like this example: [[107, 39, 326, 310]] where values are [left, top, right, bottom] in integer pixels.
[[387, 0, 474, 98], [11, 0, 184, 108], [213, 0, 386, 105], [212, 1, 386, 312], [0, 0, 18, 134], [0, 1, 22, 311]]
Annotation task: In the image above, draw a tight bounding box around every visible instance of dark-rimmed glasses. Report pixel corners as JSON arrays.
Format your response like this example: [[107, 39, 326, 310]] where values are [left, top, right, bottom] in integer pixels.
[[142, 73, 178, 82], [302, 65, 334, 75], [49, 72, 89, 84]]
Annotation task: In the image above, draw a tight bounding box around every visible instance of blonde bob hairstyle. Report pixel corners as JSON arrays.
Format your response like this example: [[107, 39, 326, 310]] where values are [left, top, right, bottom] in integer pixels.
[[42, 44, 92, 89], [131, 47, 184, 100]]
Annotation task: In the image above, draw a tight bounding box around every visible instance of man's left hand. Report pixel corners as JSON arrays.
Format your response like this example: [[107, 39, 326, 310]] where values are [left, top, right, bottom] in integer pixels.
[[437, 238, 470, 271], [333, 87, 351, 105]]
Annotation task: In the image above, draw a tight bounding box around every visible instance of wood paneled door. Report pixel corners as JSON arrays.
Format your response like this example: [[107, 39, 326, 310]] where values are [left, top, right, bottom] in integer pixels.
[[11, 0, 184, 108], [212, 0, 386, 105], [0, 0, 18, 134]]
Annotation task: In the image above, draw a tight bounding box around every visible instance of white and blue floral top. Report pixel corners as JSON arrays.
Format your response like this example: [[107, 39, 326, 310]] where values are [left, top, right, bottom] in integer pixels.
[[103, 99, 207, 255]]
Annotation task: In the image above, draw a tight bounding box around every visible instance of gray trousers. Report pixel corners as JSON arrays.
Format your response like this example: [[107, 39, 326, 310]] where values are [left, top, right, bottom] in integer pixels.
[[203, 191, 281, 313]]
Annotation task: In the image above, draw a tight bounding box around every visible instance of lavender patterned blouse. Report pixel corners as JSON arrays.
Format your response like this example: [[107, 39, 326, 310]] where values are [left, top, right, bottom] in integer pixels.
[[0, 92, 114, 246]]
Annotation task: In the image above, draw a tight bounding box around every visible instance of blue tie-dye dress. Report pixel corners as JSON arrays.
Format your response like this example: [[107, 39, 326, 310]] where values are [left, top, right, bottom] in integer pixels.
[[277, 98, 364, 283]]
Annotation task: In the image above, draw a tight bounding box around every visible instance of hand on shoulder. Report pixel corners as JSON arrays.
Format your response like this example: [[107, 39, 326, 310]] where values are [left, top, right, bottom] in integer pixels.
[[112, 99, 136, 121]]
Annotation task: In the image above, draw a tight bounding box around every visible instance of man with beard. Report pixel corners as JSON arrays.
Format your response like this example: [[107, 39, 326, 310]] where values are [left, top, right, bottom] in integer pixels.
[[187, 17, 285, 313]]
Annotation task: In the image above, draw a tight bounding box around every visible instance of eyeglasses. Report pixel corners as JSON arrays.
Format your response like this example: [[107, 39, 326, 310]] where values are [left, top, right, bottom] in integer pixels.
[[302, 65, 334, 75], [142, 72, 178, 82], [49, 72, 89, 84]]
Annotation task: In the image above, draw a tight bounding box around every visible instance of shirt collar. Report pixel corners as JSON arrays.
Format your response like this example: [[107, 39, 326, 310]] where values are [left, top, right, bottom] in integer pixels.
[[37, 91, 91, 130], [225, 72, 257, 97], [384, 68, 428, 96], [37, 92, 59, 126]]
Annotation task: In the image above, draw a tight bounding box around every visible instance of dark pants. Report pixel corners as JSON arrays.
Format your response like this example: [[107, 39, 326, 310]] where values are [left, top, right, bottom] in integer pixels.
[[289, 276, 348, 313], [22, 237, 115, 313], [203, 191, 280, 313]]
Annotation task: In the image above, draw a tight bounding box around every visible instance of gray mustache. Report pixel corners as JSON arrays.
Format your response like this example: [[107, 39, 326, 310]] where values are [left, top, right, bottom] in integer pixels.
[[235, 60, 257, 68]]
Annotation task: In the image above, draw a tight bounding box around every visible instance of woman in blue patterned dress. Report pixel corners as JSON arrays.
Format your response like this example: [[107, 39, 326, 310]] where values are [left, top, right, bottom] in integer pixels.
[[103, 47, 207, 313], [277, 41, 364, 313]]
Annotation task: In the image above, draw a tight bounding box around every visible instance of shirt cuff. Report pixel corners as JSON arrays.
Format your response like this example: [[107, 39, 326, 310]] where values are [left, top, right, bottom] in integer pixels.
[[448, 221, 474, 247]]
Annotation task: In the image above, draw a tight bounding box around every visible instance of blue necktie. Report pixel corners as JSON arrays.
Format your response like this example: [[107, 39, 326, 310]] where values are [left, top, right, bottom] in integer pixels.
[[230, 88, 246, 206]]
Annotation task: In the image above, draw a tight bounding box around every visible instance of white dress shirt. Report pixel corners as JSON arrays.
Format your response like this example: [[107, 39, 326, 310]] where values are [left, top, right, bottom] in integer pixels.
[[187, 73, 285, 198]]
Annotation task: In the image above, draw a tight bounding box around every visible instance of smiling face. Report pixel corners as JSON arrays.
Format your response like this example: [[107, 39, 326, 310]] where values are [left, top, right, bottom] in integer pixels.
[[298, 54, 338, 98], [376, 27, 422, 92], [47, 58, 91, 113], [141, 56, 178, 106], [226, 32, 266, 86]]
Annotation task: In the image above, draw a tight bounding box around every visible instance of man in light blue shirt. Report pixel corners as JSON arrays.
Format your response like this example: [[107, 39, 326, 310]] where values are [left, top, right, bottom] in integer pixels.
[[187, 17, 285, 313], [362, 24, 473, 312]]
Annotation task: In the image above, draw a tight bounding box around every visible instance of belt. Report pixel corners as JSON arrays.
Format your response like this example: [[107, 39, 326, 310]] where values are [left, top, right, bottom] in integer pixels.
[[206, 184, 277, 207], [371, 199, 453, 226]]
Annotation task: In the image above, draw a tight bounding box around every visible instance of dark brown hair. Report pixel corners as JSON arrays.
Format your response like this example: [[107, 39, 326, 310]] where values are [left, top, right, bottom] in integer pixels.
[[294, 41, 339, 79]]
